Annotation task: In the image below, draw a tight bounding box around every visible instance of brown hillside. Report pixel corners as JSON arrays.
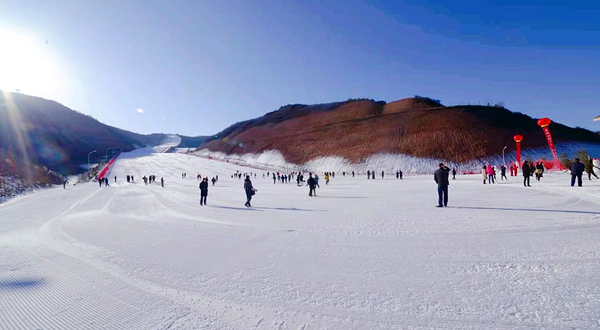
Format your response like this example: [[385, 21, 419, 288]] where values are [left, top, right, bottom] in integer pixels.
[[198, 98, 600, 164]]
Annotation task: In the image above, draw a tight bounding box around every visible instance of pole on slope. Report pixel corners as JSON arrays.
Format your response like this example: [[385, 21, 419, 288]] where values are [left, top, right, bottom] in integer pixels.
[[502, 146, 507, 167], [88, 150, 97, 169]]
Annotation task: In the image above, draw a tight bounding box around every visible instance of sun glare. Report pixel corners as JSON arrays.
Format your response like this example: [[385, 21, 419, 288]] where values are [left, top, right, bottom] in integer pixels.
[[0, 29, 61, 98]]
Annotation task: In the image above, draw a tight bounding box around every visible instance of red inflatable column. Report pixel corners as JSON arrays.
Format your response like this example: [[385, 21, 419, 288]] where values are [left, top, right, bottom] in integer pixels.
[[513, 135, 523, 168], [537, 118, 563, 169]]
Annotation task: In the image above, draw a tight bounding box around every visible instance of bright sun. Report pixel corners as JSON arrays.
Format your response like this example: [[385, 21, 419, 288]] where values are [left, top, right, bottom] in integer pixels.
[[0, 29, 61, 97]]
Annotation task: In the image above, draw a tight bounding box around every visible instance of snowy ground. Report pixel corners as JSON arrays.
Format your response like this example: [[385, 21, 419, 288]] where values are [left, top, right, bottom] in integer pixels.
[[1, 148, 600, 329]]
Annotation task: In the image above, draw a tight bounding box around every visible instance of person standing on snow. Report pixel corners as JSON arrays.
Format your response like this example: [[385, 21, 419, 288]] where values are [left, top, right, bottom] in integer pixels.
[[486, 165, 495, 184], [63, 179, 68, 189], [535, 162, 545, 181], [381, 170, 384, 179], [434, 163, 450, 208], [585, 158, 599, 180], [114, 175, 117, 183], [500, 165, 507, 181], [324, 173, 330, 185], [452, 168, 457, 180], [570, 158, 585, 187], [522, 161, 532, 187], [367, 170, 370, 179], [161, 177, 164, 187], [199, 178, 208, 205], [244, 176, 256, 207], [482, 166, 488, 184], [314, 174, 320, 188], [307, 173, 317, 197]]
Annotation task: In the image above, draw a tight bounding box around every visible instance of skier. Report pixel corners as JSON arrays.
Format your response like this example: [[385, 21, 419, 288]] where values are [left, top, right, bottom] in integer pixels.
[[434, 163, 450, 208], [535, 162, 545, 181], [381, 170, 384, 179], [482, 166, 488, 184], [500, 165, 507, 181], [522, 161, 532, 187], [396, 171, 399, 179], [273, 173, 276, 184], [307, 173, 317, 197], [114, 175, 117, 183], [399, 170, 403, 179], [352, 171, 355, 177], [324, 173, 330, 185], [314, 174, 320, 188], [161, 177, 164, 187], [585, 158, 599, 180], [452, 168, 457, 180], [486, 165, 495, 184], [244, 176, 255, 207], [211, 177, 216, 186], [63, 179, 68, 189], [127, 175, 130, 183], [367, 170, 370, 179], [199, 178, 208, 205], [570, 158, 585, 187]]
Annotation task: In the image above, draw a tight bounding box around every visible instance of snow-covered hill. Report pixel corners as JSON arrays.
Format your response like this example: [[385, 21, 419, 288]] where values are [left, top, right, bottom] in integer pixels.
[[1, 147, 600, 329], [194, 141, 600, 174]]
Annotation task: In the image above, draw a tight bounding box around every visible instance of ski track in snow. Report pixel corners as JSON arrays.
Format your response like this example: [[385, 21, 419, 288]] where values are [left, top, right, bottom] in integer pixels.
[[2, 145, 600, 329]]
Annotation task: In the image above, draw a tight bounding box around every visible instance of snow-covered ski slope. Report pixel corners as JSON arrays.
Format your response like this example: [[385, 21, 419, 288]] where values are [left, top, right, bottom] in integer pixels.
[[1, 147, 600, 329]]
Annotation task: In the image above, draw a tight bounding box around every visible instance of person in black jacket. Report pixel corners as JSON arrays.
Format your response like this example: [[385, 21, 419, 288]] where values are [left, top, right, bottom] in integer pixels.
[[522, 161, 532, 187], [307, 173, 317, 197], [244, 176, 255, 207], [570, 158, 585, 187], [434, 163, 450, 208], [199, 178, 208, 205]]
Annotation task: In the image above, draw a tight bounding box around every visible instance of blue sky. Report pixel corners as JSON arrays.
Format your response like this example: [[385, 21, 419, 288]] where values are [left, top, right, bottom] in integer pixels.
[[1, 0, 599, 135]]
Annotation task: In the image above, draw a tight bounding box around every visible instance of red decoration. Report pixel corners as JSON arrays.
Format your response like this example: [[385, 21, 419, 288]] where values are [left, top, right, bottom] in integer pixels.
[[536, 118, 564, 169], [513, 135, 523, 167]]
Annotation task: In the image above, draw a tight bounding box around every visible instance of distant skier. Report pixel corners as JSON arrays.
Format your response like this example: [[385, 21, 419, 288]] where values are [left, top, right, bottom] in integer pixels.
[[399, 170, 403, 179], [535, 162, 545, 181], [500, 165, 507, 181], [199, 178, 208, 205], [381, 171, 384, 179], [273, 173, 276, 184], [161, 177, 164, 187], [352, 171, 355, 177], [211, 177, 216, 186], [324, 173, 330, 185], [307, 173, 317, 197], [314, 174, 320, 188], [486, 165, 495, 184], [63, 179, 68, 189], [482, 166, 488, 184], [244, 176, 255, 207], [585, 158, 599, 180], [367, 170, 370, 180], [522, 161, 532, 187], [452, 168, 457, 180], [127, 175, 130, 183], [434, 163, 450, 208], [570, 158, 585, 187], [114, 175, 117, 183], [396, 171, 399, 179]]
